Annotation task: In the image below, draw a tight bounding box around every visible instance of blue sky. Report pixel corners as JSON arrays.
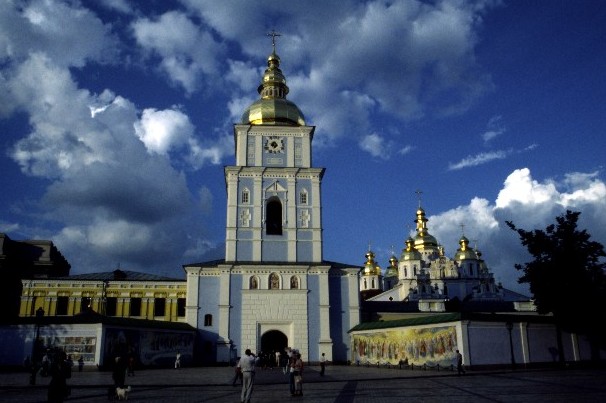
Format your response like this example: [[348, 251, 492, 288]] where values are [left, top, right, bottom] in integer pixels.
[[1, 0, 605, 295]]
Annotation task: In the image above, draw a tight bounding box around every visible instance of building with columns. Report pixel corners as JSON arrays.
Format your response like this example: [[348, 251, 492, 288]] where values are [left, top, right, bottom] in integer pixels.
[[183, 43, 360, 365], [20, 269, 187, 322]]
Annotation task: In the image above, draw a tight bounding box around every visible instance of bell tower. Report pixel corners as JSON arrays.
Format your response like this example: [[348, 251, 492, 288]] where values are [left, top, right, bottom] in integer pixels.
[[224, 34, 324, 263]]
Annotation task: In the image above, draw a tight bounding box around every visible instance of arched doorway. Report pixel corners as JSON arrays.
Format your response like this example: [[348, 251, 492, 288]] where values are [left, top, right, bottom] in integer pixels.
[[261, 330, 288, 366]]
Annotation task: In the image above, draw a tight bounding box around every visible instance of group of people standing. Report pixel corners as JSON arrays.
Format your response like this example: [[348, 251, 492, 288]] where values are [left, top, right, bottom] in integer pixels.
[[283, 347, 304, 396], [234, 346, 321, 402]]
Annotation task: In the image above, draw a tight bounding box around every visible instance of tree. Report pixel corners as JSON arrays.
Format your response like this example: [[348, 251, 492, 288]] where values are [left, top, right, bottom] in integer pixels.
[[506, 210, 606, 362]]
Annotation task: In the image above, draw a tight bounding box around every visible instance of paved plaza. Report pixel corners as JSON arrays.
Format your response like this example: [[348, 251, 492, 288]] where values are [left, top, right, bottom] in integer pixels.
[[1, 364, 606, 402]]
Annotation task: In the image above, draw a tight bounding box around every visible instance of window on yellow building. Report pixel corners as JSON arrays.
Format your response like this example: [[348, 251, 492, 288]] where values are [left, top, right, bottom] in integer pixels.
[[177, 298, 186, 317], [130, 298, 141, 316], [106, 297, 117, 316], [154, 298, 166, 317], [80, 297, 92, 312], [56, 296, 68, 315]]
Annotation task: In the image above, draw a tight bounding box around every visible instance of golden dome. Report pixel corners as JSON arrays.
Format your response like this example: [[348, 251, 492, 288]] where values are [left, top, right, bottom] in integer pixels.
[[384, 255, 398, 278], [456, 236, 476, 260], [401, 237, 422, 261], [363, 250, 382, 276], [241, 50, 306, 126]]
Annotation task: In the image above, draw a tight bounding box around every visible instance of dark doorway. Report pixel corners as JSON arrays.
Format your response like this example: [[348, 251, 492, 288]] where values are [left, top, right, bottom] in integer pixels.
[[261, 330, 288, 356]]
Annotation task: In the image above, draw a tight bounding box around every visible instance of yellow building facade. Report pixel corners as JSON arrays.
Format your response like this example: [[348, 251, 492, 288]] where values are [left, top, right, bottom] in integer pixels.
[[20, 270, 187, 323]]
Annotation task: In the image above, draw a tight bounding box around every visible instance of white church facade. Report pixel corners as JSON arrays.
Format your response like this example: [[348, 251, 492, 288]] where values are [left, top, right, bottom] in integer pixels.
[[183, 43, 360, 364]]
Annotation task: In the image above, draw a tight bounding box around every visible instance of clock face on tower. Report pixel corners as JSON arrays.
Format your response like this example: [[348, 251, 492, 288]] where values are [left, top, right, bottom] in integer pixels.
[[264, 136, 284, 153]]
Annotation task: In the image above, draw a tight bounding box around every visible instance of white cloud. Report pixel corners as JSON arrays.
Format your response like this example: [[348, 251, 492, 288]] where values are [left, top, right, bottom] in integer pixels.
[[427, 168, 606, 295], [495, 168, 558, 208], [0, 0, 117, 68], [359, 132, 393, 159], [398, 145, 414, 155], [131, 11, 225, 94], [482, 115, 505, 142], [97, 0, 133, 14], [134, 108, 195, 156], [181, 0, 497, 146], [0, 49, 219, 276], [448, 150, 509, 170]]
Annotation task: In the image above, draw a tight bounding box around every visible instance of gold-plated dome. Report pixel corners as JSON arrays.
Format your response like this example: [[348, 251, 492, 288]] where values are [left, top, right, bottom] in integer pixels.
[[241, 49, 306, 126], [401, 237, 422, 261], [413, 207, 438, 250], [384, 255, 399, 278], [363, 250, 382, 276], [456, 236, 477, 260]]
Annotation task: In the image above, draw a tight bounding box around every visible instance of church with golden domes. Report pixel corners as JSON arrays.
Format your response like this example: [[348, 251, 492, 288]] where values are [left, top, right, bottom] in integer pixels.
[[183, 37, 360, 365], [360, 204, 506, 308]]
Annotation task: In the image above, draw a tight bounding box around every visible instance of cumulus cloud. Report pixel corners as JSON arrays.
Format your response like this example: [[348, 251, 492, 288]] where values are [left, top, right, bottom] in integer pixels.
[[427, 168, 606, 295], [131, 10, 225, 94], [135, 107, 195, 155], [182, 0, 498, 147], [359, 132, 394, 159], [1, 52, 218, 276], [0, 0, 117, 68]]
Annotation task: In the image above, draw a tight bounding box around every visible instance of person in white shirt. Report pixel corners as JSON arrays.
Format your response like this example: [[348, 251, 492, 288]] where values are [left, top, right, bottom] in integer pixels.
[[240, 349, 258, 403]]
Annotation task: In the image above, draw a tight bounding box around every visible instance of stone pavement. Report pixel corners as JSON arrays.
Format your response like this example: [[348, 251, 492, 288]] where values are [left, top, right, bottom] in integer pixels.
[[1, 364, 606, 402]]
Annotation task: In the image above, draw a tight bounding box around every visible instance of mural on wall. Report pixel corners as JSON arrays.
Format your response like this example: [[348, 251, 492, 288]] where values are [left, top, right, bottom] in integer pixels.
[[351, 326, 458, 367], [139, 331, 194, 366], [42, 336, 97, 363], [103, 328, 194, 367]]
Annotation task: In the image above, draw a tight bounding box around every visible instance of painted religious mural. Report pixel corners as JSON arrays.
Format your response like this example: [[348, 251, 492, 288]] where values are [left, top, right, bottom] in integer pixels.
[[103, 328, 194, 368], [351, 326, 458, 367]]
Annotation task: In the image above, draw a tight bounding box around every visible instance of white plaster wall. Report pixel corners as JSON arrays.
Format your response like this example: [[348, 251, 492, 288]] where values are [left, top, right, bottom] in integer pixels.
[[241, 289, 308, 358]]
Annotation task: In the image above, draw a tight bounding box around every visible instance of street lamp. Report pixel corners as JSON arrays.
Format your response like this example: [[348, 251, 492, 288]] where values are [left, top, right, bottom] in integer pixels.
[[29, 307, 45, 385], [506, 321, 516, 370]]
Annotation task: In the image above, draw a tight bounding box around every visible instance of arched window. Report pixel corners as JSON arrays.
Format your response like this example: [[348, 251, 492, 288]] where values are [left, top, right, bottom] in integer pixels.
[[290, 276, 299, 289], [269, 273, 280, 289], [299, 189, 308, 205], [204, 314, 213, 327], [250, 276, 258, 289], [266, 198, 283, 235]]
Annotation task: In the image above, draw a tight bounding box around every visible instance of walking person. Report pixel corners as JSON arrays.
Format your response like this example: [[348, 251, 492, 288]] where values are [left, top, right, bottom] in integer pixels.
[[320, 353, 326, 376], [240, 349, 257, 403], [174, 351, 181, 369], [293, 352, 304, 396], [455, 350, 465, 375], [288, 349, 297, 396]]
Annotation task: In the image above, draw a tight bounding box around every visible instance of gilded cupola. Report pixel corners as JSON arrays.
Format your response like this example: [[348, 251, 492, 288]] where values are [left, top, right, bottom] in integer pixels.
[[401, 237, 422, 261], [413, 207, 439, 250], [362, 250, 382, 276], [384, 255, 399, 278], [241, 36, 306, 126], [456, 235, 477, 260]]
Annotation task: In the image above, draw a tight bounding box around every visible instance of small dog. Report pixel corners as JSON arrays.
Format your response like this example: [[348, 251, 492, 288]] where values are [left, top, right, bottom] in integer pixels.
[[115, 386, 132, 400]]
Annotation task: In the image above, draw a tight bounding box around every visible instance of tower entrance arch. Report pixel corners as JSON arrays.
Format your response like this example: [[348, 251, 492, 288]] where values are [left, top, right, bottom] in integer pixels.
[[261, 330, 288, 356]]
